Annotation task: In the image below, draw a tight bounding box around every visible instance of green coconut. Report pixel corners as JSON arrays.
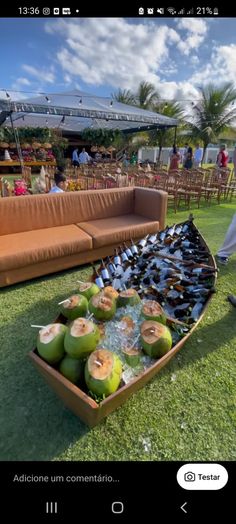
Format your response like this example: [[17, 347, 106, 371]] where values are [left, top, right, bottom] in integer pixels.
[[64, 318, 100, 359], [101, 286, 119, 301], [59, 355, 84, 384], [122, 346, 142, 367], [89, 293, 116, 321], [77, 282, 100, 301], [140, 320, 172, 358], [85, 349, 122, 397], [141, 300, 166, 325], [60, 294, 88, 320], [37, 323, 67, 364], [117, 289, 141, 308]]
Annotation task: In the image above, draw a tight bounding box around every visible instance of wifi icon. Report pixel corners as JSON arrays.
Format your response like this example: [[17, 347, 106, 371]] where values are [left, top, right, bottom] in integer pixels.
[[167, 7, 176, 15]]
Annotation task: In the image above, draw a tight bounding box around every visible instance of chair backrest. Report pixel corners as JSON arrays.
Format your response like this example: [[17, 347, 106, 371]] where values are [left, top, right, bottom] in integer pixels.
[[0, 187, 135, 235]]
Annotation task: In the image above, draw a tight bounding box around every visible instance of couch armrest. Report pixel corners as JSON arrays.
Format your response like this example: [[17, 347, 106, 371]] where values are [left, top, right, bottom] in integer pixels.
[[134, 188, 168, 230]]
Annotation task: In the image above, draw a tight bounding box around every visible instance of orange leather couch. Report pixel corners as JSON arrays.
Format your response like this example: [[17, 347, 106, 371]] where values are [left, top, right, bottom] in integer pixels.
[[0, 187, 167, 287]]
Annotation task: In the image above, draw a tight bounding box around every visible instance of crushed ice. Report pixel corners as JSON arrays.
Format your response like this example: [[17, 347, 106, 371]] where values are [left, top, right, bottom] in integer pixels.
[[86, 303, 157, 385]]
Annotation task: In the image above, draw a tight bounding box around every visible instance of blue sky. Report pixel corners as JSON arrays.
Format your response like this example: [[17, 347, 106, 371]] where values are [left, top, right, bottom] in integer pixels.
[[1, 17, 236, 102]]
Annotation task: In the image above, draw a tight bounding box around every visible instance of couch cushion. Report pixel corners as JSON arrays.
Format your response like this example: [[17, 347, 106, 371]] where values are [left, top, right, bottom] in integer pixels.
[[0, 188, 134, 235], [0, 225, 92, 271], [78, 214, 159, 249]]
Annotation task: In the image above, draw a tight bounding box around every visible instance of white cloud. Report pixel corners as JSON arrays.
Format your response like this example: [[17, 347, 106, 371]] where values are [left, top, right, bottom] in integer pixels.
[[191, 55, 200, 65], [175, 18, 208, 55], [176, 18, 208, 34], [45, 18, 180, 90], [158, 81, 200, 103], [191, 44, 236, 87], [15, 77, 31, 86], [64, 74, 72, 84], [22, 64, 55, 83]]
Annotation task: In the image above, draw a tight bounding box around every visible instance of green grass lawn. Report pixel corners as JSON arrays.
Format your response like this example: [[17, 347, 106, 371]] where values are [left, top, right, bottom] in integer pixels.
[[0, 201, 236, 461]]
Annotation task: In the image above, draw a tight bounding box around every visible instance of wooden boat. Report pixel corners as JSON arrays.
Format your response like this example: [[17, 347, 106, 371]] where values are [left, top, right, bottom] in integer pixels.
[[29, 219, 217, 427]]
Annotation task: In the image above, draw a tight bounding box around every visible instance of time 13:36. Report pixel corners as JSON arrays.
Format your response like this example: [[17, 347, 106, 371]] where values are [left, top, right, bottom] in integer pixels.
[[18, 7, 40, 15]]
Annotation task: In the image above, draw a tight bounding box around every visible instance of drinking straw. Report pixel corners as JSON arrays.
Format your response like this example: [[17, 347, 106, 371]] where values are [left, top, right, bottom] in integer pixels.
[[31, 325, 47, 328], [94, 360, 102, 367], [58, 298, 71, 305], [129, 333, 140, 349]]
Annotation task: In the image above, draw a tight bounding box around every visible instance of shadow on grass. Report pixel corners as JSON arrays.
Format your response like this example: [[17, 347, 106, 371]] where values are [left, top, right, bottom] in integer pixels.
[[0, 262, 92, 296], [0, 295, 93, 461], [162, 305, 236, 382]]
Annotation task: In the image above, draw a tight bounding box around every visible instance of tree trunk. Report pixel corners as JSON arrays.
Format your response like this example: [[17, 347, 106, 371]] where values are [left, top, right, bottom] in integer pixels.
[[202, 143, 208, 165], [158, 145, 162, 162]]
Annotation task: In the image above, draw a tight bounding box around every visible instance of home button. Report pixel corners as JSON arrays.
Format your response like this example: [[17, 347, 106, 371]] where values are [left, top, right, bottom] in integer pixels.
[[111, 501, 124, 514]]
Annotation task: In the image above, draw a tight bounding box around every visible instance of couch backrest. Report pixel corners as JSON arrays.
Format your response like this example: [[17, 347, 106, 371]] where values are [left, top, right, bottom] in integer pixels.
[[0, 188, 135, 235]]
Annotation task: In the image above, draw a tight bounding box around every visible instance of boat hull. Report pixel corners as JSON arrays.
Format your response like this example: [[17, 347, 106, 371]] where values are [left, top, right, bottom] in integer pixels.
[[29, 221, 217, 427]]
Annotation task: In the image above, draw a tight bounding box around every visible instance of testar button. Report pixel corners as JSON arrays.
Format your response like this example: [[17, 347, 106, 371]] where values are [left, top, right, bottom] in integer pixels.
[[177, 464, 228, 490]]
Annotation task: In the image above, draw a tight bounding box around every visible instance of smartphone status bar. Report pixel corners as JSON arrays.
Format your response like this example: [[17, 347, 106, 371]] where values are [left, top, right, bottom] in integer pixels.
[[1, 5, 235, 18]]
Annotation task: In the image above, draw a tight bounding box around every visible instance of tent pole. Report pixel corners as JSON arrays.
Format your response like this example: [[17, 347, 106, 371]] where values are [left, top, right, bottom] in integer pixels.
[[174, 126, 177, 145], [9, 113, 24, 173]]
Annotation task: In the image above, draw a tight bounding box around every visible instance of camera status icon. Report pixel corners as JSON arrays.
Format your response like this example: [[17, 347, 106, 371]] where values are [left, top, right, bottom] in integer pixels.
[[184, 472, 196, 482], [42, 7, 50, 15], [53, 7, 60, 15]]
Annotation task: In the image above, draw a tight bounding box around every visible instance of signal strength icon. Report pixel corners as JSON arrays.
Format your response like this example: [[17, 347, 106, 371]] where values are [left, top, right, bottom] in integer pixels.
[[187, 8, 194, 14], [178, 8, 185, 14], [167, 7, 176, 15]]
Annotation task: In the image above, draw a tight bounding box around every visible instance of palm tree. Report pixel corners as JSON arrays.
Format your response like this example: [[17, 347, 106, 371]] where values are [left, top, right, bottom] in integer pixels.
[[136, 81, 159, 109], [111, 88, 136, 106], [187, 83, 236, 163], [150, 101, 184, 161]]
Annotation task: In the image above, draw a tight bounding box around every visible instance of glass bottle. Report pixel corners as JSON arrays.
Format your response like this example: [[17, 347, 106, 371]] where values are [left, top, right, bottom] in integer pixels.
[[130, 238, 139, 255], [91, 264, 104, 288], [100, 259, 110, 282]]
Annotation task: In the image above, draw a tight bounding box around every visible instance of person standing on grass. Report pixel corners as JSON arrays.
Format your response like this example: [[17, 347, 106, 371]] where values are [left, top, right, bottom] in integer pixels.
[[182, 143, 189, 166], [169, 145, 181, 171], [233, 144, 236, 178], [72, 148, 80, 167], [184, 146, 193, 169], [193, 143, 203, 168], [78, 147, 91, 165], [216, 144, 229, 168], [216, 213, 236, 265]]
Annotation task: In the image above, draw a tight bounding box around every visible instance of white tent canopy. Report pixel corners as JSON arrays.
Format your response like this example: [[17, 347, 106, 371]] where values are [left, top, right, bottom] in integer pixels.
[[0, 89, 178, 133]]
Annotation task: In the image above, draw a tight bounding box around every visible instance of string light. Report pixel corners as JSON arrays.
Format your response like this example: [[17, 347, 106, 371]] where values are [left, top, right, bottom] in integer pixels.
[[2, 88, 235, 108]]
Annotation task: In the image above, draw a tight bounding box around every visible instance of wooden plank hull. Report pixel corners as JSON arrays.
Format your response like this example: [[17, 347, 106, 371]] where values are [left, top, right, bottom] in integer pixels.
[[29, 220, 217, 427]]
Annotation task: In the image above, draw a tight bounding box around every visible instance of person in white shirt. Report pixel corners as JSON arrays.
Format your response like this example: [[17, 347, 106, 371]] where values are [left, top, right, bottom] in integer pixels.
[[216, 212, 236, 265], [49, 172, 67, 193], [193, 144, 203, 167], [78, 147, 90, 164]]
